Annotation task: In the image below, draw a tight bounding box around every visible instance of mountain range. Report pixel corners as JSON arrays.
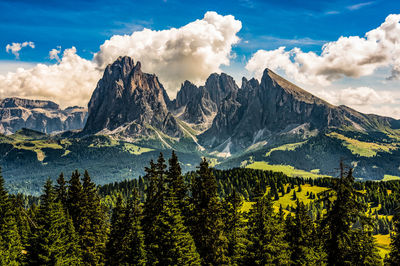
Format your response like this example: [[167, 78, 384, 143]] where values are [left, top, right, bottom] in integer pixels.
[[2, 55, 400, 194]]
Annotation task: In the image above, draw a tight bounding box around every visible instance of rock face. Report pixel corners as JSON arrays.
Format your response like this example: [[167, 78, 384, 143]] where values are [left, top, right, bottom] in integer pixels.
[[0, 98, 87, 135], [172, 73, 239, 131], [83, 56, 182, 138], [199, 68, 399, 153]]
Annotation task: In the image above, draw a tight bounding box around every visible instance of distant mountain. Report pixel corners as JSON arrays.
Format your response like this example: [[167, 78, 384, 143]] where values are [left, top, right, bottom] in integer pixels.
[[0, 97, 87, 135]]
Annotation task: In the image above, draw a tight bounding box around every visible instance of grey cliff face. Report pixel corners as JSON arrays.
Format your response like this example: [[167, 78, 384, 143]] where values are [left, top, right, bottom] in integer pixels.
[[83, 56, 182, 138], [199, 68, 399, 153], [0, 98, 87, 135], [172, 73, 239, 130]]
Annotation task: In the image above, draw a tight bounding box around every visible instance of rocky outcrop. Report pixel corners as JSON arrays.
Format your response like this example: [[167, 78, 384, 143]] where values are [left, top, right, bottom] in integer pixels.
[[172, 73, 239, 131], [82, 56, 182, 138], [0, 98, 87, 135]]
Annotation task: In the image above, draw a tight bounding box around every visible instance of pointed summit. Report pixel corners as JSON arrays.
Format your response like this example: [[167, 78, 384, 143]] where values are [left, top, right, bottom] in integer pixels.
[[82, 56, 181, 139]]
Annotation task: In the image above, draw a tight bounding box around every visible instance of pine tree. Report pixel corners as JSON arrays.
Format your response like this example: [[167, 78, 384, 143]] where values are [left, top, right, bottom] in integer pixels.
[[167, 150, 187, 212], [286, 199, 325, 264], [67, 170, 108, 265], [244, 184, 290, 265], [151, 189, 201, 265], [223, 189, 245, 265], [142, 154, 167, 264], [190, 158, 230, 265], [106, 194, 126, 265], [81, 170, 108, 264], [387, 206, 400, 265], [124, 189, 147, 265], [55, 172, 68, 207], [321, 163, 380, 265], [27, 179, 81, 265], [0, 169, 22, 265]]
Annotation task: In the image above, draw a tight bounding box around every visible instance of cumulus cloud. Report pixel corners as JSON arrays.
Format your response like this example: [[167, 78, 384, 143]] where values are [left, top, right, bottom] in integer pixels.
[[320, 87, 395, 106], [93, 11, 242, 96], [246, 14, 400, 86], [0, 47, 101, 108], [49, 46, 62, 62], [0, 12, 241, 107], [6, 41, 35, 59]]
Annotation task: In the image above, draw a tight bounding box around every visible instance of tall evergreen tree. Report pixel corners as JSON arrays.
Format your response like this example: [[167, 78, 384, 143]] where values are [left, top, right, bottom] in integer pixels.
[[387, 206, 400, 265], [106, 194, 126, 265], [0, 169, 22, 265], [244, 184, 290, 265], [222, 189, 245, 265], [190, 158, 230, 265], [124, 189, 147, 265], [55, 172, 68, 207], [167, 150, 187, 211], [285, 199, 325, 264], [27, 179, 81, 265], [320, 164, 380, 265], [81, 170, 108, 265], [151, 188, 201, 265], [142, 154, 167, 264]]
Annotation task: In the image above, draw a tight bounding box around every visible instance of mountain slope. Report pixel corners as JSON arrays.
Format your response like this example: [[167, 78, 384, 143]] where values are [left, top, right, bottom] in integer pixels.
[[199, 68, 400, 154]]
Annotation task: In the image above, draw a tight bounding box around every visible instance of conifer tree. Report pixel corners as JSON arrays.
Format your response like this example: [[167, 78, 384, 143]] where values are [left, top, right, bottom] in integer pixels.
[[124, 189, 147, 265], [321, 164, 380, 265], [190, 158, 230, 265], [27, 179, 81, 265], [106, 194, 126, 265], [387, 206, 400, 265], [151, 187, 201, 265], [286, 199, 325, 264], [81, 170, 108, 264], [167, 150, 187, 211], [55, 172, 68, 207], [244, 184, 290, 265], [0, 169, 22, 265], [223, 189, 245, 265]]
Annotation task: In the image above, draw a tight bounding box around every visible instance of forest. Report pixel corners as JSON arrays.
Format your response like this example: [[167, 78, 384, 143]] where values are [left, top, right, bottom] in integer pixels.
[[1, 151, 400, 265]]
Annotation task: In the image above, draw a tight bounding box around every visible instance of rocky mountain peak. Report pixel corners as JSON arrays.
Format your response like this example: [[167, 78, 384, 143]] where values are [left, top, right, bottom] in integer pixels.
[[82, 56, 181, 139]]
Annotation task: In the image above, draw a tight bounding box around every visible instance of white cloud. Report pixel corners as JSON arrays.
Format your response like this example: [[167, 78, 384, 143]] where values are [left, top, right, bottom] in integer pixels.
[[0, 12, 241, 107], [0, 47, 101, 108], [49, 46, 61, 63], [93, 11, 242, 96], [246, 14, 400, 86], [347, 1, 374, 11], [320, 87, 395, 106], [6, 41, 35, 59]]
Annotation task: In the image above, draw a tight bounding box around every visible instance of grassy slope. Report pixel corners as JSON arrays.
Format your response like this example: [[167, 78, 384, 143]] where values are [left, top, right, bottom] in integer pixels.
[[240, 183, 393, 260], [246, 161, 330, 179]]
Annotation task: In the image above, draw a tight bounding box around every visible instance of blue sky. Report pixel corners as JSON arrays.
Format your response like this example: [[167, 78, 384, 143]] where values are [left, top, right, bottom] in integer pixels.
[[1, 0, 396, 62], [1, 0, 400, 118]]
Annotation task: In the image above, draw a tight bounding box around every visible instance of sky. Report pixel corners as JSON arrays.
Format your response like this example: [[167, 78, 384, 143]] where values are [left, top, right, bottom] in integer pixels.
[[1, 0, 400, 117]]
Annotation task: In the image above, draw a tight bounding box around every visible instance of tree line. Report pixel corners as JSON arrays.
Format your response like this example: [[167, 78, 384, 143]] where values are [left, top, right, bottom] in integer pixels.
[[1, 152, 400, 265]]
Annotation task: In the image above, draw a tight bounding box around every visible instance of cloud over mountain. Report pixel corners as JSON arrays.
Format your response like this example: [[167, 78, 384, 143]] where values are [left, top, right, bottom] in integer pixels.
[[0, 12, 241, 106], [246, 14, 400, 85]]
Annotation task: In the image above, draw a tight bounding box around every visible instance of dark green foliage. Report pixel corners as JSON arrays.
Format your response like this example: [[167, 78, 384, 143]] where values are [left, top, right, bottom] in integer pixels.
[[0, 169, 22, 265], [244, 185, 290, 265], [387, 205, 400, 265], [106, 191, 147, 265], [190, 158, 230, 265], [320, 164, 380, 265], [27, 179, 81, 265], [286, 200, 325, 264], [66, 170, 108, 264], [222, 189, 246, 265]]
